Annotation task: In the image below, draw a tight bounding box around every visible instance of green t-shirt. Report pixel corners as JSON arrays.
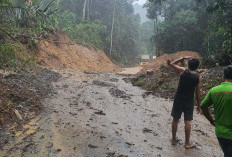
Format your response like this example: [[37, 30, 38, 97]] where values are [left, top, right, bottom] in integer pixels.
[[201, 82, 232, 140]]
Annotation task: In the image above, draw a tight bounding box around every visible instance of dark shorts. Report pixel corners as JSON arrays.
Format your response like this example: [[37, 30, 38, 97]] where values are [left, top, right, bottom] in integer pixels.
[[217, 137, 232, 157], [171, 94, 194, 121]]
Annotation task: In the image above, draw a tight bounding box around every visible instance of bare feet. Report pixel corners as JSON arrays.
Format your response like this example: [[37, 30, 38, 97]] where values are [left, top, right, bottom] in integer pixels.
[[185, 144, 196, 149], [171, 138, 179, 145]]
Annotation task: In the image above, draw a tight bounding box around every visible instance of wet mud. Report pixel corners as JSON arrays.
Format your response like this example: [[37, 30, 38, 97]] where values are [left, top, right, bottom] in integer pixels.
[[0, 69, 223, 157]]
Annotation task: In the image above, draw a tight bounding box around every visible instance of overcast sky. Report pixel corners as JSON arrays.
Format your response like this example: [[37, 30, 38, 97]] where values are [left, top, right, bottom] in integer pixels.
[[134, 0, 147, 5]]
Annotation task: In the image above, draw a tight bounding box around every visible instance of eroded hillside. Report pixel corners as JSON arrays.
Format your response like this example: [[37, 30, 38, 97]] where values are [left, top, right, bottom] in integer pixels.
[[36, 32, 121, 73]]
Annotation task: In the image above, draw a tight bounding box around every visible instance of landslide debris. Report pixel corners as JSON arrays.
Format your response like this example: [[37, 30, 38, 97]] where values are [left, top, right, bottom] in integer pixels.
[[0, 67, 60, 148], [139, 51, 202, 74], [36, 31, 121, 73], [132, 51, 224, 100]]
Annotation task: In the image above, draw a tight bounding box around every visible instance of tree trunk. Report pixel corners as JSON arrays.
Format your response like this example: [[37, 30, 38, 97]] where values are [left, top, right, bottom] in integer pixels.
[[110, 0, 116, 57], [57, 0, 60, 8], [206, 0, 210, 57], [82, 0, 88, 20], [87, 0, 90, 20], [154, 18, 160, 56]]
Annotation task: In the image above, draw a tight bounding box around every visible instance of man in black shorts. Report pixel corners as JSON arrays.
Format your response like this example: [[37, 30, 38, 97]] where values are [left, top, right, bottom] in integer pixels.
[[170, 56, 202, 149]]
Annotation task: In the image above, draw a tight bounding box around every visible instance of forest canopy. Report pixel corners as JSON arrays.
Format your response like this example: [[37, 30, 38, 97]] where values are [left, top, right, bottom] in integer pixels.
[[0, 0, 155, 66], [1, 0, 231, 67], [145, 0, 232, 59]]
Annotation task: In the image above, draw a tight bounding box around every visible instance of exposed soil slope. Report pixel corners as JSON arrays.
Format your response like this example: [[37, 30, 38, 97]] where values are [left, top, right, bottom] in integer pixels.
[[36, 32, 121, 73]]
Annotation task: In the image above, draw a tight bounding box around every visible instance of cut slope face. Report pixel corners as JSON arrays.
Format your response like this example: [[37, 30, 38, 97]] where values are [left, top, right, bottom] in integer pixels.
[[36, 32, 121, 73], [140, 51, 202, 74]]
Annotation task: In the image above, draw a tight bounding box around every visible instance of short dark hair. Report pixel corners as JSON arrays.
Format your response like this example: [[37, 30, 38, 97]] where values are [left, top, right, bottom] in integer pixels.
[[224, 65, 232, 80], [188, 58, 200, 71]]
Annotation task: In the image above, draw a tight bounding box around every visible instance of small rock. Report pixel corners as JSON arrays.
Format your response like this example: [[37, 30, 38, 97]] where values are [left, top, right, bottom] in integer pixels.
[[94, 110, 106, 115], [57, 148, 62, 152], [125, 142, 134, 146], [155, 147, 162, 150], [88, 144, 99, 149], [143, 128, 152, 133]]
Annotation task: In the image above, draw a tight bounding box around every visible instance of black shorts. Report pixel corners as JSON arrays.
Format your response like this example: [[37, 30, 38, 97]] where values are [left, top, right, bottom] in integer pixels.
[[171, 94, 194, 121], [217, 137, 232, 157]]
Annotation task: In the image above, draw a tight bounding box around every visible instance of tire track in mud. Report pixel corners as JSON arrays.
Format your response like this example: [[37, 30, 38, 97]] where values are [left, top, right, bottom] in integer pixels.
[[0, 69, 223, 157]]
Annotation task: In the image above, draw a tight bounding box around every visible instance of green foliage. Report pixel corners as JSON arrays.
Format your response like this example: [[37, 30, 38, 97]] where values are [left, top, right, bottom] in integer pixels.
[[0, 0, 12, 6], [111, 51, 128, 66], [0, 0, 58, 30], [58, 11, 77, 31], [55, 0, 143, 65], [175, 9, 197, 26], [0, 0, 149, 67], [132, 77, 148, 89], [205, 0, 232, 55], [0, 43, 33, 70], [145, 0, 204, 54], [146, 0, 232, 58], [111, 6, 141, 65], [71, 21, 109, 50], [0, 43, 17, 68], [160, 82, 170, 90]]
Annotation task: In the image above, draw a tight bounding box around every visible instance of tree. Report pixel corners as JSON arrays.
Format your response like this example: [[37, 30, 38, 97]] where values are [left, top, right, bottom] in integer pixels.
[[145, 0, 232, 57], [82, 0, 88, 20], [145, 0, 207, 55], [0, 0, 142, 66], [110, 0, 116, 57]]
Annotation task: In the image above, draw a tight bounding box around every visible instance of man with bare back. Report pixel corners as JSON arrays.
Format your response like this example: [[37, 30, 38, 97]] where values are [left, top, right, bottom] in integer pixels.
[[170, 56, 202, 149]]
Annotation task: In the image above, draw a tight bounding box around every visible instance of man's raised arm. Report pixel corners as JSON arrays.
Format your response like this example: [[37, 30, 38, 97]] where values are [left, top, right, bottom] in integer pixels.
[[170, 56, 191, 74]]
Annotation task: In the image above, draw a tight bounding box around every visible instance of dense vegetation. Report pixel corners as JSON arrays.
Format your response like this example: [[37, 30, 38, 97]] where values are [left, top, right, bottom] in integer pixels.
[[0, 0, 155, 67], [2, 0, 230, 67], [145, 0, 232, 62]]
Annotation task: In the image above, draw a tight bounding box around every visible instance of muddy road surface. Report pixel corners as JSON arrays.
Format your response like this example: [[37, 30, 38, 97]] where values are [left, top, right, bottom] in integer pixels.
[[120, 67, 142, 74], [0, 69, 222, 157]]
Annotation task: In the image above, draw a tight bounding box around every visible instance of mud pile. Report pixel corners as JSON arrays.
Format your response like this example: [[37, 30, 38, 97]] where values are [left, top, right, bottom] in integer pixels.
[[36, 31, 121, 73], [133, 67, 223, 100], [140, 51, 202, 74], [133, 51, 224, 100], [0, 68, 60, 148]]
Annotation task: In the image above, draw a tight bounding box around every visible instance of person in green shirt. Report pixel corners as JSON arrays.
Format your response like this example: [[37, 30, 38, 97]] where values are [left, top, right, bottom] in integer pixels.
[[201, 65, 232, 157]]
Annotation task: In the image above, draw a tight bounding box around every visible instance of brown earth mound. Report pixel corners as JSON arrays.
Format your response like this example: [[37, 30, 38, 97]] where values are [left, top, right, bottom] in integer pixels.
[[36, 32, 121, 73], [140, 51, 202, 74], [132, 51, 224, 100]]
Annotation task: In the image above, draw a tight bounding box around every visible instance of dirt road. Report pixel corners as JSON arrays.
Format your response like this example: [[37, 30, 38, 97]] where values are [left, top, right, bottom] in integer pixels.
[[120, 67, 142, 74], [0, 69, 222, 157]]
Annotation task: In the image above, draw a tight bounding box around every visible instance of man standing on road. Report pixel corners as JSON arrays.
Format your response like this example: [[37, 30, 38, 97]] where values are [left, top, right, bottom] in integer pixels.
[[170, 56, 202, 149], [201, 65, 232, 157]]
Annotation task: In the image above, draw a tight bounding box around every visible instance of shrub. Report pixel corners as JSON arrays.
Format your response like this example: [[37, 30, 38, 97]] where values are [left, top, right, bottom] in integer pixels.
[[0, 44, 17, 68]]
